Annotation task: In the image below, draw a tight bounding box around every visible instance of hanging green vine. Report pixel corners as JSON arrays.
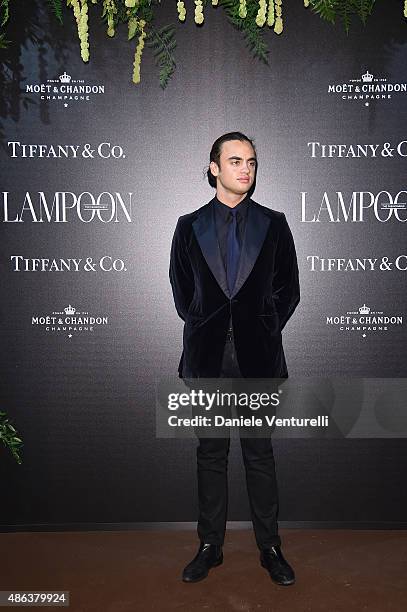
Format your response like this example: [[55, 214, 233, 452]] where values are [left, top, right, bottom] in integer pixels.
[[310, 0, 376, 33], [0, 0, 9, 47], [47, 0, 64, 23], [147, 23, 177, 89], [221, 0, 270, 64], [0, 1, 406, 87], [0, 410, 23, 464]]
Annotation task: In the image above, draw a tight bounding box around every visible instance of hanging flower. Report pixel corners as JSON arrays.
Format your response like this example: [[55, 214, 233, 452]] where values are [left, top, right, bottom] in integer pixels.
[[78, 0, 89, 61], [102, 0, 117, 37], [67, 0, 89, 61], [69, 0, 81, 22], [177, 1, 186, 22], [58, 0, 384, 88], [255, 0, 267, 27], [274, 0, 283, 34], [239, 0, 247, 19], [194, 0, 204, 25], [267, 0, 275, 26], [132, 19, 146, 84]]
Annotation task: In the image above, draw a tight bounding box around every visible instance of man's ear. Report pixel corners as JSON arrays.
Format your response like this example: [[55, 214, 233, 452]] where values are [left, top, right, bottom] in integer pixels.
[[209, 161, 219, 177]]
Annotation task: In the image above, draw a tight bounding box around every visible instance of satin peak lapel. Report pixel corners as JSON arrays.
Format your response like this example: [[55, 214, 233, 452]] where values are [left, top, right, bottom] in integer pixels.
[[232, 202, 271, 297], [192, 202, 230, 297]]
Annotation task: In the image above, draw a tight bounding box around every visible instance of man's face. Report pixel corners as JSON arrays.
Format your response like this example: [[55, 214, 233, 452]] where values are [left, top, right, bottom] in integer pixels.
[[210, 140, 257, 196]]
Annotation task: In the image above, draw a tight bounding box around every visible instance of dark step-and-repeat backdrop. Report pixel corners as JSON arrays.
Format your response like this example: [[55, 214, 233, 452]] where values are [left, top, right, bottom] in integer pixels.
[[1, 1, 406, 529]]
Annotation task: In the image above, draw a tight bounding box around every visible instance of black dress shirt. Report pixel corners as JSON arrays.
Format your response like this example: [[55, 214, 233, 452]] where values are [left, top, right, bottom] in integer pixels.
[[214, 193, 250, 272]]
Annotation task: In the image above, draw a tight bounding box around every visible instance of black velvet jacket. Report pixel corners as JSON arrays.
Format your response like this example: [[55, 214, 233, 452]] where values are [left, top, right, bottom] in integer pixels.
[[169, 197, 300, 378]]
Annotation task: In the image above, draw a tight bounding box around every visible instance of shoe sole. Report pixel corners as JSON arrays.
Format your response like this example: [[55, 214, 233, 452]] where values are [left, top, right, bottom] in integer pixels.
[[260, 560, 295, 586], [182, 557, 223, 583]]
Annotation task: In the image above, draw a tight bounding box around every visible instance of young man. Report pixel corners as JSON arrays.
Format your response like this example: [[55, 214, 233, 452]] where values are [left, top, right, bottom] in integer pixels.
[[169, 132, 300, 585]]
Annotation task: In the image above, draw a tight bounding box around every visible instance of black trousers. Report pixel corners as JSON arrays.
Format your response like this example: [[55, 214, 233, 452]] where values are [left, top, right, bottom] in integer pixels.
[[196, 327, 281, 550]]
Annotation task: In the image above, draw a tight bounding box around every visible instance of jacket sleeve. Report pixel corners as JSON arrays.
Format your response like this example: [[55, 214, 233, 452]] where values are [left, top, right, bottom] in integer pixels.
[[169, 218, 195, 321], [272, 214, 300, 330]]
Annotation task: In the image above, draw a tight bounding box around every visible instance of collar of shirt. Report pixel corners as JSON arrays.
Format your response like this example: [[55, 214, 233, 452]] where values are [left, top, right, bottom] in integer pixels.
[[213, 193, 250, 223]]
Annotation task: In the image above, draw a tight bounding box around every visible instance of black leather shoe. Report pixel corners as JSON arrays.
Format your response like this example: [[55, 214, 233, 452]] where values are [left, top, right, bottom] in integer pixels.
[[182, 543, 223, 583], [260, 546, 295, 586]]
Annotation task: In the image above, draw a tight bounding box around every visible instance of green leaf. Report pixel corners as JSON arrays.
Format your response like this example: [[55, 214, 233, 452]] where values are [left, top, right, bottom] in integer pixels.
[[309, 0, 376, 31], [310, 0, 337, 24], [0, 411, 23, 464], [220, 0, 269, 65], [146, 23, 176, 89], [128, 17, 138, 41], [0, 0, 9, 28], [47, 0, 63, 25]]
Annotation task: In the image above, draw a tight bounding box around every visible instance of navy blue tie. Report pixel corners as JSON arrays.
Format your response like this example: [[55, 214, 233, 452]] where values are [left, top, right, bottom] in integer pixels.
[[227, 208, 240, 294]]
